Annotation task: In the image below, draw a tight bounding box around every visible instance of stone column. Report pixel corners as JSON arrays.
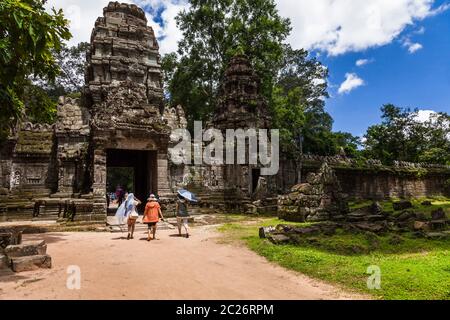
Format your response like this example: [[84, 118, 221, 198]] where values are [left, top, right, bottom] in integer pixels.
[[56, 162, 76, 196], [157, 152, 172, 197], [92, 149, 107, 220]]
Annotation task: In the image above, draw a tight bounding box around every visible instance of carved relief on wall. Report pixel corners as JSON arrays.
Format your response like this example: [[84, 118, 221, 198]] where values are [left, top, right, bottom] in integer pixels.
[[25, 166, 45, 185], [10, 170, 21, 188]]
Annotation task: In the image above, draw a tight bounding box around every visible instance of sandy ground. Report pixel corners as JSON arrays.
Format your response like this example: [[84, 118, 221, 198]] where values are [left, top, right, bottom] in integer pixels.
[[0, 225, 366, 300]]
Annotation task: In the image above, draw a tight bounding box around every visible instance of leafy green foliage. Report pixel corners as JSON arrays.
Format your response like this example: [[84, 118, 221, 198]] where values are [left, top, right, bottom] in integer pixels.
[[363, 104, 450, 165], [22, 81, 57, 124], [165, 4, 359, 156], [107, 167, 134, 194], [164, 0, 291, 129], [273, 47, 360, 157], [0, 0, 71, 139], [36, 41, 89, 99]]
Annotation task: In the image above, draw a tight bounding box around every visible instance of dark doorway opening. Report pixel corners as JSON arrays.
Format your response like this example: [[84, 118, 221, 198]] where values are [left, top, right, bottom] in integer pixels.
[[252, 168, 261, 193], [106, 149, 157, 215]]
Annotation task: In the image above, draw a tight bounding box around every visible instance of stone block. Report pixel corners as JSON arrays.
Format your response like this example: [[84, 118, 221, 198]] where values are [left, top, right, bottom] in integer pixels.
[[413, 221, 429, 231], [393, 201, 413, 211], [0, 254, 9, 270], [0, 232, 12, 249], [267, 234, 290, 245], [11, 254, 52, 272], [431, 208, 446, 221], [259, 226, 276, 239], [5, 240, 47, 258], [425, 232, 449, 240]]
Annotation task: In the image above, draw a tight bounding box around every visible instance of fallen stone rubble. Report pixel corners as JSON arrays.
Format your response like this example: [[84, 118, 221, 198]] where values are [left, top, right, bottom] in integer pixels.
[[262, 203, 449, 244], [0, 228, 51, 273]]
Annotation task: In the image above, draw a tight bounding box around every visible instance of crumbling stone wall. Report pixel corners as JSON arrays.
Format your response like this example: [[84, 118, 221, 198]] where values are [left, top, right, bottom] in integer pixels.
[[278, 163, 349, 222], [277, 158, 450, 200], [0, 2, 448, 223]]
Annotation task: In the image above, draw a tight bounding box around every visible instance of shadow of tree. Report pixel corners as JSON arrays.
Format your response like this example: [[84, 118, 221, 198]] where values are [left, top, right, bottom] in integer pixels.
[[22, 233, 70, 245]]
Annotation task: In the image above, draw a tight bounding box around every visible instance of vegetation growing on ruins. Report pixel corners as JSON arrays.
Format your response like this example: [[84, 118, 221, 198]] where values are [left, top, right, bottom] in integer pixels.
[[162, 0, 358, 159], [219, 198, 450, 300], [3, 1, 447, 167], [167, 0, 291, 124], [161, 0, 449, 165]]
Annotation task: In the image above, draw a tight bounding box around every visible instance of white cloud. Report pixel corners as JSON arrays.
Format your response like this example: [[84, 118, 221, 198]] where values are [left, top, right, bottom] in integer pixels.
[[276, 0, 446, 56], [428, 2, 450, 16], [356, 59, 373, 67], [45, 0, 118, 45], [44, 0, 187, 55], [407, 42, 423, 53], [338, 73, 365, 94], [134, 0, 189, 55], [46, 0, 449, 57], [415, 109, 436, 122], [402, 38, 424, 53], [414, 26, 426, 34]]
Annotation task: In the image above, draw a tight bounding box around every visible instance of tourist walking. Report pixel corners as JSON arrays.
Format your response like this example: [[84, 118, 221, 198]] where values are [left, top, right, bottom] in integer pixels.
[[176, 194, 190, 238], [114, 191, 128, 226], [143, 194, 165, 241], [125, 193, 141, 240]]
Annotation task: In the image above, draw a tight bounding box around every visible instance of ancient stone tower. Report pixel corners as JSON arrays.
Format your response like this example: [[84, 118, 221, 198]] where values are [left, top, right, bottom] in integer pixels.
[[84, 2, 172, 217], [212, 55, 273, 210], [213, 55, 271, 131]]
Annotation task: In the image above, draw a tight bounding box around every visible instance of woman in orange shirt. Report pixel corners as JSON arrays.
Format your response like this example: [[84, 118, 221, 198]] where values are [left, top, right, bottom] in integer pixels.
[[142, 194, 165, 241]]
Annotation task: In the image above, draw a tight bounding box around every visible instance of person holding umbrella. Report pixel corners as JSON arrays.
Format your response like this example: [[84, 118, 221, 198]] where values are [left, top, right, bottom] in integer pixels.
[[176, 189, 198, 238]]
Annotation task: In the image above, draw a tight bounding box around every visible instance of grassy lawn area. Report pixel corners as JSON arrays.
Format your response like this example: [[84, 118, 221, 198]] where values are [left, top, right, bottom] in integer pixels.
[[218, 198, 450, 300]]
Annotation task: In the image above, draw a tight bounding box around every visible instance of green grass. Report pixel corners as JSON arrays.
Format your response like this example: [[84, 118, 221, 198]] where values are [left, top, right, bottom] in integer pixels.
[[218, 217, 450, 300]]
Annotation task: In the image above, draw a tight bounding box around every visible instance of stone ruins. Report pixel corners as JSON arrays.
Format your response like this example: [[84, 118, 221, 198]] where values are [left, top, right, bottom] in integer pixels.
[[0, 2, 449, 223]]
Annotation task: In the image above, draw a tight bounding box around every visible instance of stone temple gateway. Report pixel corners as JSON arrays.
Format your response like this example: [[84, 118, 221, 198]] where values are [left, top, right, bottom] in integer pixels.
[[0, 2, 175, 221], [0, 2, 275, 221], [0, 2, 448, 223], [85, 3, 171, 218]]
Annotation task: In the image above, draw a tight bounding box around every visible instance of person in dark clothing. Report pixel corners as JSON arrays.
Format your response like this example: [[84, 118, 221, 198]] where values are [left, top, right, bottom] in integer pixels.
[[176, 194, 190, 238], [116, 185, 125, 206]]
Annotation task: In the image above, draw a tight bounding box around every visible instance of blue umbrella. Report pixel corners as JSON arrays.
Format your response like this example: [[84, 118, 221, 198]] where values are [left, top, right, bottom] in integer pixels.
[[178, 189, 198, 203]]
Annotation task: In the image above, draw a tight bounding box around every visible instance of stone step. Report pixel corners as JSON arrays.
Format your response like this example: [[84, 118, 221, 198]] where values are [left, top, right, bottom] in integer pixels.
[[0, 232, 13, 249], [33, 215, 60, 221], [4, 240, 47, 258], [11, 254, 52, 272], [0, 254, 9, 270]]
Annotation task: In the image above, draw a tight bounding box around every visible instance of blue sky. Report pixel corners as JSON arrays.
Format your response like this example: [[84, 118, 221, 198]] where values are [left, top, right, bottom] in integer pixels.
[[46, 0, 450, 137]]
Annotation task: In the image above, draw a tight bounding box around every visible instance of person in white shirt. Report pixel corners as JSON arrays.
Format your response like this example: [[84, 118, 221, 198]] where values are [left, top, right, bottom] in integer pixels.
[[125, 193, 141, 240]]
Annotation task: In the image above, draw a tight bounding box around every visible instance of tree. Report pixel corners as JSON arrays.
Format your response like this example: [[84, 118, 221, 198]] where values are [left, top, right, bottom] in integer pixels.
[[331, 131, 361, 158], [363, 104, 450, 165], [0, 0, 71, 139], [50, 42, 89, 95], [164, 0, 291, 129], [273, 46, 359, 158]]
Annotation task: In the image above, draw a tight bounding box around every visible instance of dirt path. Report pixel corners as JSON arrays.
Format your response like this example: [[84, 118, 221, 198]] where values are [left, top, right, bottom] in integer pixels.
[[0, 225, 366, 300]]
